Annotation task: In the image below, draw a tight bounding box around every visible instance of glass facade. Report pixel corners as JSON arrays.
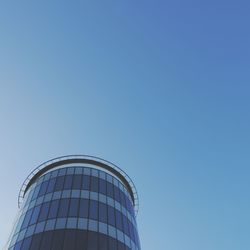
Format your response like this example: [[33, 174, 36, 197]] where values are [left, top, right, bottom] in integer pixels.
[[6, 158, 140, 250]]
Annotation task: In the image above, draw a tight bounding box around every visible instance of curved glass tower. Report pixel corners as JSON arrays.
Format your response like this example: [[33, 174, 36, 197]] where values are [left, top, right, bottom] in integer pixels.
[[6, 155, 140, 250]]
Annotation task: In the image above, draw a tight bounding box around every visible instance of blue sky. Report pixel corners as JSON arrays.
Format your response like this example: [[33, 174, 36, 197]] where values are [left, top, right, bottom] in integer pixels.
[[0, 1, 250, 249]]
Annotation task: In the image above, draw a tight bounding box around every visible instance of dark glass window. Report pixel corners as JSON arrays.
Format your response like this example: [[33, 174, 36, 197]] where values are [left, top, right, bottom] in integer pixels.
[[90, 176, 99, 192], [64, 175, 73, 190], [89, 200, 98, 220], [107, 182, 114, 198], [114, 186, 120, 202], [38, 181, 49, 196], [21, 209, 33, 229], [38, 202, 50, 222], [68, 198, 79, 217], [39, 231, 53, 250], [108, 206, 115, 226], [122, 215, 129, 235], [82, 175, 90, 190], [124, 195, 128, 207], [118, 241, 125, 250], [55, 176, 65, 191], [79, 199, 89, 218], [51, 230, 65, 250], [75, 230, 87, 250], [99, 179, 106, 195], [29, 205, 41, 225], [29, 233, 42, 250], [46, 178, 56, 193], [63, 230, 76, 250], [125, 196, 130, 211], [99, 233, 108, 250], [88, 231, 98, 249], [99, 202, 107, 223], [58, 199, 70, 217], [48, 200, 59, 219], [115, 210, 123, 231], [109, 237, 117, 250], [120, 191, 126, 207], [72, 175, 82, 189]]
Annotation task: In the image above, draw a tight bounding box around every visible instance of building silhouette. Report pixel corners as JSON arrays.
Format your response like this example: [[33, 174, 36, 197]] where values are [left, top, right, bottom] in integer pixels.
[[6, 155, 140, 250]]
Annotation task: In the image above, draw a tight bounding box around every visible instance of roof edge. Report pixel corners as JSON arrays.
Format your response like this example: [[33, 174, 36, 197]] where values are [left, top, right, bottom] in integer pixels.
[[18, 155, 139, 215]]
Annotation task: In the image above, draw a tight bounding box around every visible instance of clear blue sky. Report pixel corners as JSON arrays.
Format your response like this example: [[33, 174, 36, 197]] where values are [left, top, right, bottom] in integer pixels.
[[0, 1, 250, 249]]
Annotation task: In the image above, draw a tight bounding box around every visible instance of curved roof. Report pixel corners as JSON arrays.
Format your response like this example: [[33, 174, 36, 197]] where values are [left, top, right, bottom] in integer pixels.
[[18, 155, 139, 215]]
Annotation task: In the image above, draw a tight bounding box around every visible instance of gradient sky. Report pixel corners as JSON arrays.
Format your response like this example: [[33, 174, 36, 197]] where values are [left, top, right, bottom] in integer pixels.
[[0, 1, 250, 249]]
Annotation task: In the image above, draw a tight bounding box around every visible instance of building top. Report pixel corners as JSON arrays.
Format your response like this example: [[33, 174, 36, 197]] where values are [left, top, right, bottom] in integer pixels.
[[18, 155, 139, 215]]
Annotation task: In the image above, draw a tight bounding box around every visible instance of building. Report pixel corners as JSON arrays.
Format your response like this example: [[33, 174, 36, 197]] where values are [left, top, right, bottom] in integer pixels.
[[6, 155, 140, 250]]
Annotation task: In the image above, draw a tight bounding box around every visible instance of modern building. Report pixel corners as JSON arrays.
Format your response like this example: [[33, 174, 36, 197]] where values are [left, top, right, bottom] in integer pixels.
[[6, 155, 140, 250]]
